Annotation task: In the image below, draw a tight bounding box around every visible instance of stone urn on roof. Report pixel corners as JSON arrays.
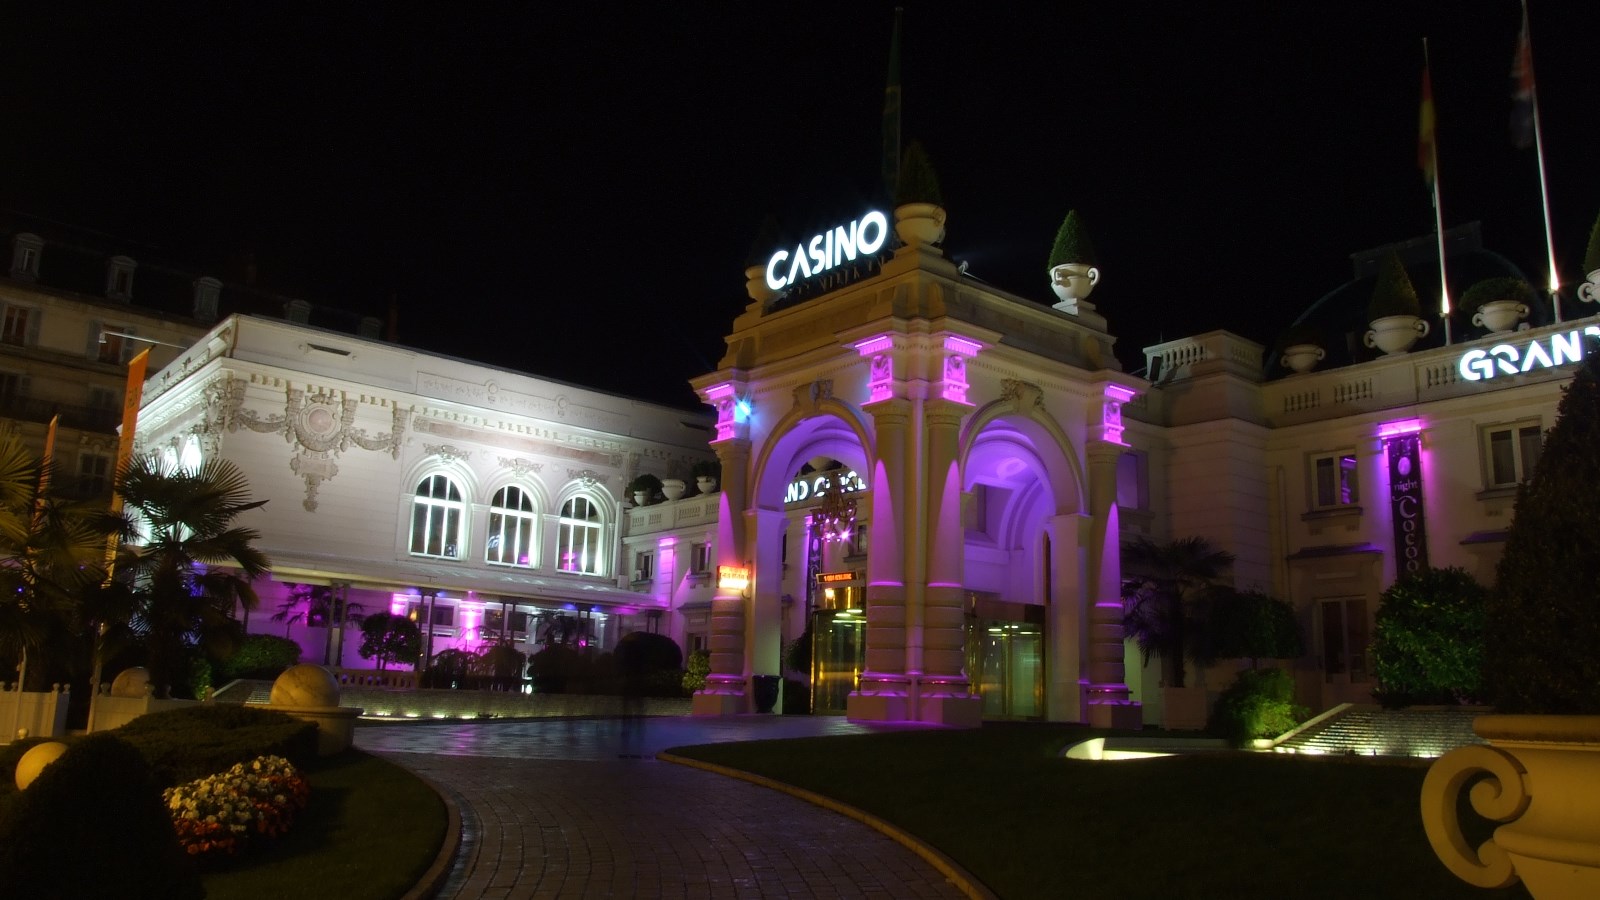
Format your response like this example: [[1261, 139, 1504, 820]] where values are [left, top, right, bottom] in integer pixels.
[[1048, 209, 1099, 316]]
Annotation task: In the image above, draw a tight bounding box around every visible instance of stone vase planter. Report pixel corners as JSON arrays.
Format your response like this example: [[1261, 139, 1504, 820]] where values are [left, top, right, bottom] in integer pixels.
[[695, 475, 718, 494], [1472, 299, 1529, 334], [1363, 314, 1430, 355], [744, 264, 775, 304], [1422, 715, 1600, 898], [1049, 263, 1099, 307], [893, 202, 946, 248], [1281, 343, 1326, 374], [660, 478, 686, 502], [632, 490, 650, 507], [1577, 268, 1600, 306]]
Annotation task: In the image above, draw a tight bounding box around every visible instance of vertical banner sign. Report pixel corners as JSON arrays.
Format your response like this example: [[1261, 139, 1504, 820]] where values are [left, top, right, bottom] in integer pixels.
[[1386, 433, 1429, 574]]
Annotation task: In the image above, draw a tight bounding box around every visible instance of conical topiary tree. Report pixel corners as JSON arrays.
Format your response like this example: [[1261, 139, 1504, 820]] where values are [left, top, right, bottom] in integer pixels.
[[1583, 211, 1600, 275], [893, 140, 942, 207], [1460, 277, 1538, 315], [1048, 209, 1098, 270], [1367, 250, 1422, 320], [1487, 355, 1600, 713]]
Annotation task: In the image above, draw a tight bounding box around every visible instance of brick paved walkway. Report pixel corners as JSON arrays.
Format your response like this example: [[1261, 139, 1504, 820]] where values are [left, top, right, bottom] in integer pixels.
[[356, 717, 967, 899]]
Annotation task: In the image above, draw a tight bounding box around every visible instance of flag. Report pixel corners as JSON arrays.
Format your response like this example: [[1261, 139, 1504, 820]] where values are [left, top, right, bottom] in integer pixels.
[[1418, 67, 1437, 187], [1510, 16, 1535, 149]]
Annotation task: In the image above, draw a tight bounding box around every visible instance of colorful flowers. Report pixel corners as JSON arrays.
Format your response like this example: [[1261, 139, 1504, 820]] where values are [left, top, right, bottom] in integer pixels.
[[163, 755, 310, 856]]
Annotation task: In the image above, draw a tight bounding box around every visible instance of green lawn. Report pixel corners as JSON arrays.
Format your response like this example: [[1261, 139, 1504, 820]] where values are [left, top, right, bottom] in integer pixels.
[[200, 749, 446, 900], [668, 723, 1527, 900]]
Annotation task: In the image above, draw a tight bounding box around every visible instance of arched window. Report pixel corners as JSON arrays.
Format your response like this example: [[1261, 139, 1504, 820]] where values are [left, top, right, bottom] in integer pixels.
[[410, 474, 464, 559], [486, 485, 537, 567], [557, 496, 604, 575]]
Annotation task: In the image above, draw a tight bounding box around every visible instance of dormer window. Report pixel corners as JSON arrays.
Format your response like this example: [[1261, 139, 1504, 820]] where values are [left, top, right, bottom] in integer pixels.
[[106, 255, 137, 302], [193, 276, 222, 322], [9, 234, 43, 282]]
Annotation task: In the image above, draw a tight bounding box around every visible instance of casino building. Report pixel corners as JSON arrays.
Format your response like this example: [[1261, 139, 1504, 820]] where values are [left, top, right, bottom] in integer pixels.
[[130, 207, 1599, 729]]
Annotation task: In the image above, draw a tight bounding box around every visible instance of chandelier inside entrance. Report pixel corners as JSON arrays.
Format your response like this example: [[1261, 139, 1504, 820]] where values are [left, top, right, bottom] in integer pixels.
[[811, 474, 858, 544]]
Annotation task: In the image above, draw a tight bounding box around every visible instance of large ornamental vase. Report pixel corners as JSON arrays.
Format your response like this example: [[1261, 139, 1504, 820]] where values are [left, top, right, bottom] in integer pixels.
[[1421, 715, 1600, 899], [1281, 343, 1326, 375], [893, 202, 946, 248], [1578, 269, 1600, 306], [1472, 299, 1530, 334], [1363, 314, 1429, 355]]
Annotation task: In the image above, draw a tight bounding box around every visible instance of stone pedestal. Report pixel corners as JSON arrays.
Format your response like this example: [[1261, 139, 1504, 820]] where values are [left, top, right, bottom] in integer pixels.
[[692, 674, 748, 716]]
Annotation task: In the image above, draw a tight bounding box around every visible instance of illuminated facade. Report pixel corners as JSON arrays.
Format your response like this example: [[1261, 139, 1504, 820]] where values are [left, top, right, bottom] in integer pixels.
[[683, 219, 1143, 727], [135, 315, 715, 668]]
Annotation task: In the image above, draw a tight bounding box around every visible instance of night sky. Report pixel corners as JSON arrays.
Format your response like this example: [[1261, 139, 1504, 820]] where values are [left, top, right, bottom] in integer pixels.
[[4, 2, 1596, 410]]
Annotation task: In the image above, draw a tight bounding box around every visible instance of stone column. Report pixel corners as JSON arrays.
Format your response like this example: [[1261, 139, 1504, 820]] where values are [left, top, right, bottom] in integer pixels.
[[747, 507, 787, 709], [917, 399, 981, 725], [1047, 513, 1088, 722], [848, 398, 911, 721], [693, 439, 751, 716], [1084, 439, 1140, 728]]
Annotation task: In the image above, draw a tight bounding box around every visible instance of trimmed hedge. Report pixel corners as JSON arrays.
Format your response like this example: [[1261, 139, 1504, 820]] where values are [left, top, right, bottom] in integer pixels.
[[0, 734, 203, 899], [216, 634, 305, 682], [1208, 668, 1308, 748], [113, 705, 318, 786]]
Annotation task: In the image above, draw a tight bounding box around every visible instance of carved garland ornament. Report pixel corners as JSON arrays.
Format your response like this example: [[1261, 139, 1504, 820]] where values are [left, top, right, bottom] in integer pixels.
[[216, 377, 409, 512]]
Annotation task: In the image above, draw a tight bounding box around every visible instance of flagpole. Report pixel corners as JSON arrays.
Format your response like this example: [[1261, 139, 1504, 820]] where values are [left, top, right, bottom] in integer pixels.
[[1521, 0, 1562, 322], [1424, 39, 1452, 346]]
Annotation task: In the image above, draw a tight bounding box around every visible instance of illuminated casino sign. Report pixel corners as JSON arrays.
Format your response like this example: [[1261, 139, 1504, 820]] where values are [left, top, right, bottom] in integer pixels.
[[1458, 326, 1600, 382], [765, 210, 889, 292], [785, 470, 868, 505]]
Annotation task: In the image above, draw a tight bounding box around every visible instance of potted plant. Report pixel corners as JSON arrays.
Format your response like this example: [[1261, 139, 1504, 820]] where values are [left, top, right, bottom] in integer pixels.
[[743, 214, 782, 304], [626, 473, 661, 507], [1462, 277, 1537, 334], [1362, 251, 1429, 355], [1047, 209, 1100, 312], [692, 459, 721, 493], [1276, 322, 1326, 375], [892, 140, 946, 248], [1578, 211, 1600, 305], [1421, 356, 1600, 898]]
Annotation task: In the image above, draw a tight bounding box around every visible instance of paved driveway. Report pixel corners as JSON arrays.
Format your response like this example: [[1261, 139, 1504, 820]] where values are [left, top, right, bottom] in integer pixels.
[[356, 717, 968, 899]]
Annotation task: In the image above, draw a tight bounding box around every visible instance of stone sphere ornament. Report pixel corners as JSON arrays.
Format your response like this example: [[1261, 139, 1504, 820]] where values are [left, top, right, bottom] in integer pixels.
[[270, 664, 342, 708], [109, 666, 151, 698], [15, 741, 70, 790]]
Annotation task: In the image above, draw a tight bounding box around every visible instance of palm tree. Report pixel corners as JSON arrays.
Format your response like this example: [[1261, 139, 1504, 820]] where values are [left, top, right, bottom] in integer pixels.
[[114, 453, 270, 697], [1120, 535, 1235, 689], [0, 433, 115, 692]]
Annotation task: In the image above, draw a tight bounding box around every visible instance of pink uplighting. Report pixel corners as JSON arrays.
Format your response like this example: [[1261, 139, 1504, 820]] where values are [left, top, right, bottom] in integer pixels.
[[943, 334, 983, 356], [852, 334, 894, 356], [1378, 417, 1424, 438]]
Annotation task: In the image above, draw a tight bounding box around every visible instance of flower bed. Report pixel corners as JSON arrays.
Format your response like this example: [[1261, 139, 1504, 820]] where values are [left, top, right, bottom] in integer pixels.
[[164, 755, 310, 856]]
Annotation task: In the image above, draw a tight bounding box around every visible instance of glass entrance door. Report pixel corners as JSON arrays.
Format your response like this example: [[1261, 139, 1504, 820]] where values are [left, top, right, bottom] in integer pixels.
[[971, 621, 1044, 719], [811, 609, 864, 714]]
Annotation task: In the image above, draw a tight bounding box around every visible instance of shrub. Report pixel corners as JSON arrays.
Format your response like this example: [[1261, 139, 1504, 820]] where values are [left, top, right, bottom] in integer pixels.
[[1276, 321, 1324, 350], [1370, 566, 1487, 707], [894, 140, 943, 207], [1584, 211, 1600, 274], [682, 649, 710, 694], [113, 705, 318, 786], [626, 473, 662, 501], [531, 644, 583, 693], [1366, 250, 1421, 320], [1460, 277, 1538, 314], [616, 631, 683, 673], [1489, 356, 1600, 713], [1208, 668, 1307, 748], [1196, 589, 1303, 668], [216, 634, 304, 681], [782, 676, 809, 714], [1048, 209, 1098, 269], [691, 459, 721, 480], [0, 734, 203, 899]]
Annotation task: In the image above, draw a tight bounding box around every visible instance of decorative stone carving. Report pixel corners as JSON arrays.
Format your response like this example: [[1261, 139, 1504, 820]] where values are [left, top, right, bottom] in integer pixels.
[[499, 457, 544, 477], [570, 469, 599, 489], [424, 443, 472, 463], [220, 381, 409, 512], [1000, 379, 1043, 411]]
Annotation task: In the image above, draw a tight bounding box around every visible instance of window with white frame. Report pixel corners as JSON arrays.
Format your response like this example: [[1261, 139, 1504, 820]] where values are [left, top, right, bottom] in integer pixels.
[[1311, 451, 1359, 508], [633, 551, 654, 582], [2, 305, 37, 347], [557, 496, 604, 574], [485, 485, 537, 567], [690, 542, 711, 573], [1484, 422, 1542, 488], [410, 474, 465, 559]]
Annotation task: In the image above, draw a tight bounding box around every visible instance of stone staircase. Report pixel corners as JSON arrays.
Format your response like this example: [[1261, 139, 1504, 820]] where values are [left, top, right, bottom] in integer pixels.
[[1274, 704, 1486, 758], [211, 679, 275, 705]]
